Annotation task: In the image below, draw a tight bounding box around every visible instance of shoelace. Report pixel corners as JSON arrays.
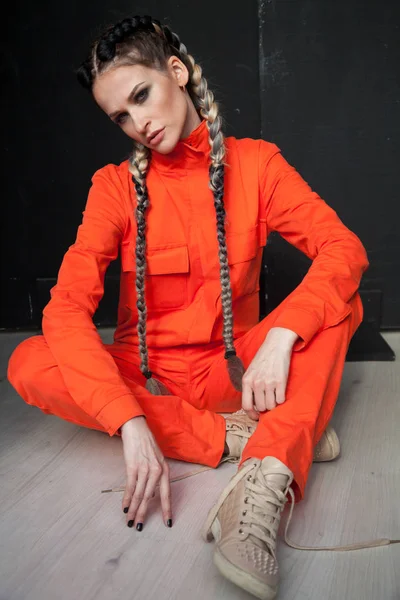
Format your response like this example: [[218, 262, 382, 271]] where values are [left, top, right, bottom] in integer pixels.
[[226, 409, 256, 436], [225, 409, 256, 458], [226, 424, 253, 442], [102, 456, 400, 551], [200, 460, 400, 553], [240, 462, 289, 561], [282, 487, 400, 551], [226, 422, 253, 435], [242, 461, 400, 552]]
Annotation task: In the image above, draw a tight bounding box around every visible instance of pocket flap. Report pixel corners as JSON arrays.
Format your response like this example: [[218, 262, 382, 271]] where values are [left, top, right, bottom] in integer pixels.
[[121, 242, 190, 275], [120, 242, 135, 272], [147, 245, 190, 275], [226, 222, 266, 265]]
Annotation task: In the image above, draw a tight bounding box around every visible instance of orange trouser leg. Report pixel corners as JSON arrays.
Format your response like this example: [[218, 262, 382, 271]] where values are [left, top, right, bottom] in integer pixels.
[[199, 292, 364, 501], [7, 335, 226, 468]]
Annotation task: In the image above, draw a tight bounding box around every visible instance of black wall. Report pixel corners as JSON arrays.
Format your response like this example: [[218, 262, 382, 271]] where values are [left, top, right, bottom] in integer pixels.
[[1, 0, 399, 330], [1, 0, 260, 328], [258, 0, 400, 329]]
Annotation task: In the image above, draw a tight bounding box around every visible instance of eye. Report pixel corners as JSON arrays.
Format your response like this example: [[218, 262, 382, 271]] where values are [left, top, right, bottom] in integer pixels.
[[114, 113, 128, 126], [136, 88, 148, 103]]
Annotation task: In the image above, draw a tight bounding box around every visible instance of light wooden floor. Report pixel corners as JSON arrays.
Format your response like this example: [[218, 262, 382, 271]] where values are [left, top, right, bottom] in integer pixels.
[[0, 330, 399, 600]]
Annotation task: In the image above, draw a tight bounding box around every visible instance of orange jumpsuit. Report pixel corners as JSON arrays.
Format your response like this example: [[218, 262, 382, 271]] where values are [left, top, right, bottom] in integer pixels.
[[7, 119, 369, 501]]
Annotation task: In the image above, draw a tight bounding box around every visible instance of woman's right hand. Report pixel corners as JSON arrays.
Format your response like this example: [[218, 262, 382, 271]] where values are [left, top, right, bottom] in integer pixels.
[[120, 416, 172, 530]]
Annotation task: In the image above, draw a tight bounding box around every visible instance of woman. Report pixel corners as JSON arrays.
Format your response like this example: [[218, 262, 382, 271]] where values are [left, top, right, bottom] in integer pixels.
[[7, 14, 372, 600]]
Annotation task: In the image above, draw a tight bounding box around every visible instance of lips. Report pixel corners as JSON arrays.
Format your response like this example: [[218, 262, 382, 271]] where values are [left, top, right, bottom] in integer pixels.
[[148, 128, 164, 143]]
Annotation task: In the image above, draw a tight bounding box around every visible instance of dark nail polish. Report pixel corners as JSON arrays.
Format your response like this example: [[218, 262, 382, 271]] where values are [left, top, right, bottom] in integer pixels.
[[128, 520, 134, 527], [123, 507, 129, 514], [136, 522, 143, 531], [167, 519, 172, 528]]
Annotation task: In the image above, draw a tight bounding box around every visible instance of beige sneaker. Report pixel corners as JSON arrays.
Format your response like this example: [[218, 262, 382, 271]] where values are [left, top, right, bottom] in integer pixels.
[[313, 424, 340, 462], [224, 409, 340, 464], [202, 456, 294, 600], [224, 409, 257, 461]]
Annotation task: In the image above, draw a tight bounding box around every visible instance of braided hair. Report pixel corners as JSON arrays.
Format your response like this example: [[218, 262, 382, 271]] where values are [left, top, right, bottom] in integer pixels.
[[76, 15, 245, 395]]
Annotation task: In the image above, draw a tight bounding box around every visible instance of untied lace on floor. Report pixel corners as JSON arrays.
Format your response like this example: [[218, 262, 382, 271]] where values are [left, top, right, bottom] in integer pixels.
[[101, 457, 400, 551]]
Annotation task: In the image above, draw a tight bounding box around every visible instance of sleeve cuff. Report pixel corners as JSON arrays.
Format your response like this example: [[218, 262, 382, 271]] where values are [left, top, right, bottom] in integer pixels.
[[271, 307, 322, 352], [96, 394, 145, 436]]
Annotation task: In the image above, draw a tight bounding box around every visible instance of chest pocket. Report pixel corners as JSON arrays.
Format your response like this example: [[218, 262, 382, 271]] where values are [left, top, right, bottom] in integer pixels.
[[120, 241, 190, 311], [225, 220, 267, 298]]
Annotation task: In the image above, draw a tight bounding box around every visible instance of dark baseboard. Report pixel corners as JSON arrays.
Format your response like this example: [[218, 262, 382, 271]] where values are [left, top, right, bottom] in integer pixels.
[[346, 321, 395, 362]]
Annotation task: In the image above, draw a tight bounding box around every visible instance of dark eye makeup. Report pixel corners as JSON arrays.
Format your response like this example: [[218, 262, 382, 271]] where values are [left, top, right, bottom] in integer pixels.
[[113, 87, 149, 126], [136, 88, 149, 103]]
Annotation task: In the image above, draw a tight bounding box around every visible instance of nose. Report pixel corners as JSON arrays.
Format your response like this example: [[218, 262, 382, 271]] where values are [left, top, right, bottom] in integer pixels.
[[133, 113, 150, 138]]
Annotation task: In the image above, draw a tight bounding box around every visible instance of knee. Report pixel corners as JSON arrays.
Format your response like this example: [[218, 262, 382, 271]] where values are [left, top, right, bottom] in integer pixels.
[[7, 335, 45, 394]]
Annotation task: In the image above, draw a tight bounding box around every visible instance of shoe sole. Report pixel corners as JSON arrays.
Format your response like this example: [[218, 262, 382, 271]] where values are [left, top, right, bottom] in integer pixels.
[[214, 546, 278, 600]]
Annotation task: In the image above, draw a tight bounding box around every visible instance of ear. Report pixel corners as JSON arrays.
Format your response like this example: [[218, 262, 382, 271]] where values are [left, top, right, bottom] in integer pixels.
[[167, 55, 189, 87]]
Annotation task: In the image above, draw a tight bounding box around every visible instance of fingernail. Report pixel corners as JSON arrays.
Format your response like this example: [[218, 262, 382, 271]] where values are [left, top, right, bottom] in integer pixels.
[[136, 522, 143, 531], [123, 507, 129, 514], [167, 519, 172, 528], [127, 520, 134, 527]]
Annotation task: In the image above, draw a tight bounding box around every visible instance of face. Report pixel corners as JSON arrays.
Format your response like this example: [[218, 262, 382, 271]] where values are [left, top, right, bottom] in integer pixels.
[[92, 56, 201, 154]]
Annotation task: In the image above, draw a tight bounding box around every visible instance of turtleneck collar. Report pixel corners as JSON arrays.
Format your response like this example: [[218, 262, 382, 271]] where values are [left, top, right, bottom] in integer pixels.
[[150, 118, 210, 172]]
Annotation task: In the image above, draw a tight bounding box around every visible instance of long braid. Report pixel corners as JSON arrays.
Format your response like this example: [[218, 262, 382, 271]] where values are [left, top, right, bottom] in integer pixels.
[[160, 23, 245, 390], [129, 145, 171, 394], [76, 15, 245, 394]]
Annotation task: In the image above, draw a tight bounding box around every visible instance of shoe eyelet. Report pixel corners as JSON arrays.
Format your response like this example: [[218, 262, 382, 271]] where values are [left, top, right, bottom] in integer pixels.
[[244, 497, 248, 503], [242, 510, 247, 516], [239, 520, 243, 525], [239, 528, 243, 534]]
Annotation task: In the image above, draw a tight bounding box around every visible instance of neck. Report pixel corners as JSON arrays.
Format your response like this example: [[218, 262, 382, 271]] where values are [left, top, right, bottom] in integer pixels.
[[150, 117, 210, 172], [180, 101, 202, 139]]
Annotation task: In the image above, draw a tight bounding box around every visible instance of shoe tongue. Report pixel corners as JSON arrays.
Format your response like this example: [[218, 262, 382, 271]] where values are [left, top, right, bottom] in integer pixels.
[[260, 457, 293, 490], [264, 472, 290, 488]]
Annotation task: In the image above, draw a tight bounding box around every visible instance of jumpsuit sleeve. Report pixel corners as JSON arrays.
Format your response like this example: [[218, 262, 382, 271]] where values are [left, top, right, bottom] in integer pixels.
[[258, 140, 370, 351], [42, 165, 145, 436]]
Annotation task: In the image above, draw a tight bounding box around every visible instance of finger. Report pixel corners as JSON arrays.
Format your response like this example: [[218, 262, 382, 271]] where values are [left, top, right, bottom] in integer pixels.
[[264, 384, 277, 410], [247, 391, 260, 421], [250, 396, 260, 420], [242, 379, 259, 420], [252, 380, 267, 413], [275, 382, 286, 405], [249, 391, 260, 420], [126, 468, 149, 525], [159, 463, 172, 527], [242, 377, 255, 414], [134, 464, 163, 528], [122, 468, 138, 514], [247, 408, 260, 421]]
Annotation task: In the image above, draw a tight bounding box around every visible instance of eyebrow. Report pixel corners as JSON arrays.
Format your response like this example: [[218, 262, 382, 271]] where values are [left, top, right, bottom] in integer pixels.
[[108, 81, 146, 119]]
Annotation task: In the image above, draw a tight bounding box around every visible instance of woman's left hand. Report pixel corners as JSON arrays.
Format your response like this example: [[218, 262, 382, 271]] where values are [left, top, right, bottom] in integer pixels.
[[241, 327, 300, 420]]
